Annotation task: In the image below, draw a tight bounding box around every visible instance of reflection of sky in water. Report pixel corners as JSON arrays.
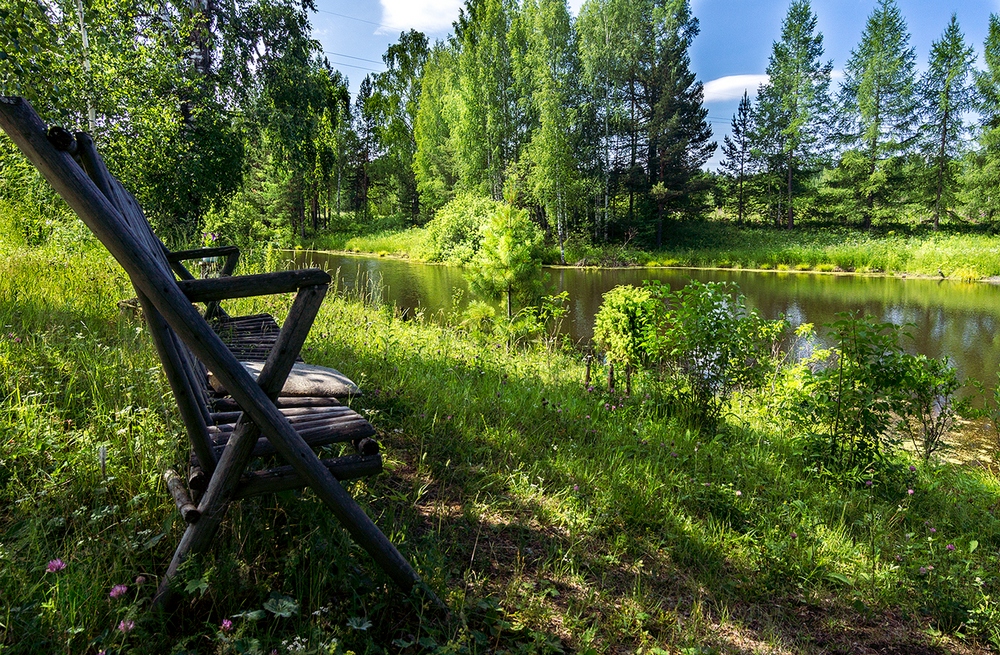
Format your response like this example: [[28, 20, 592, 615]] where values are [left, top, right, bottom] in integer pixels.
[[291, 252, 1000, 389]]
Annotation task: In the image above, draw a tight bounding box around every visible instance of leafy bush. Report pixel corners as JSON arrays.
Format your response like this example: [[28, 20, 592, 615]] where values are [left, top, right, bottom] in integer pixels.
[[901, 355, 959, 462], [422, 193, 504, 264], [593, 285, 656, 376], [642, 280, 786, 425]]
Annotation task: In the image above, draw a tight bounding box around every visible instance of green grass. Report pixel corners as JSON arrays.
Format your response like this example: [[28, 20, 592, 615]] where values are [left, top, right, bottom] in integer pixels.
[[3, 238, 1000, 653], [301, 218, 1000, 281]]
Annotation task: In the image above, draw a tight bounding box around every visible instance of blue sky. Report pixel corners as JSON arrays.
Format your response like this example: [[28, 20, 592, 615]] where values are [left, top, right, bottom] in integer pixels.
[[310, 0, 999, 168]]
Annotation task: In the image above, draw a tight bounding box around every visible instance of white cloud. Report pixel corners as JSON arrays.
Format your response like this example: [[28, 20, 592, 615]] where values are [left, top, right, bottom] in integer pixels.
[[378, 0, 464, 34], [703, 74, 769, 102]]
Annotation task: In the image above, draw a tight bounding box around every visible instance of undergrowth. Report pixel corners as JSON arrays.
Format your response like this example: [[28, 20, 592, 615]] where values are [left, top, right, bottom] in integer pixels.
[[2, 239, 1000, 653]]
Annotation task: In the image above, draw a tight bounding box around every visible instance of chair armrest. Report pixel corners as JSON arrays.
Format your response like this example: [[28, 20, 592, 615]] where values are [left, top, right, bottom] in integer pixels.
[[167, 246, 240, 263], [177, 269, 331, 302]]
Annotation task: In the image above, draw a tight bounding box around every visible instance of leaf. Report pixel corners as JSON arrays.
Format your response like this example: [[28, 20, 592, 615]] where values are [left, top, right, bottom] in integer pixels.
[[825, 571, 853, 586], [969, 539, 979, 554], [263, 594, 299, 618]]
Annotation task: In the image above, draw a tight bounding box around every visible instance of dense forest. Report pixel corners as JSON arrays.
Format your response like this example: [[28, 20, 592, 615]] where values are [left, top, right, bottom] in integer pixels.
[[3, 0, 1000, 252]]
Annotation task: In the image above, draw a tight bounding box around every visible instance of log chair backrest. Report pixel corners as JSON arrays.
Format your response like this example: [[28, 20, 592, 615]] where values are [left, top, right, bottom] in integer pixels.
[[0, 97, 273, 476]]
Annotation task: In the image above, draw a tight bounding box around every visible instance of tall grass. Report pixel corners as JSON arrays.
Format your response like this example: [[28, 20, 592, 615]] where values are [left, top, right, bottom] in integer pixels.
[[3, 237, 1000, 653]]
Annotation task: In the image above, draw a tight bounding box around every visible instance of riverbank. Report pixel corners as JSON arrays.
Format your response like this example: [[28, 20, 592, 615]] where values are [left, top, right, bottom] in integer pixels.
[[4, 241, 1000, 653], [299, 221, 1000, 281]]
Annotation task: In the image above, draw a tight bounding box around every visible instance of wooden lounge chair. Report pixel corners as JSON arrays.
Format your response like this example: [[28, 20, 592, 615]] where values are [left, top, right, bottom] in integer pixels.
[[0, 96, 440, 609]]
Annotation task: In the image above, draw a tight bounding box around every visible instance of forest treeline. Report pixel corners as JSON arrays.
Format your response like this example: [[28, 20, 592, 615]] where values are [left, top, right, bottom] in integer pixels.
[[3, 0, 1000, 252]]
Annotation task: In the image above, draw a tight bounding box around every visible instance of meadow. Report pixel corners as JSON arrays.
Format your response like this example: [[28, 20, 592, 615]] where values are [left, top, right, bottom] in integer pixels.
[[300, 219, 1000, 282], [3, 230, 1000, 654]]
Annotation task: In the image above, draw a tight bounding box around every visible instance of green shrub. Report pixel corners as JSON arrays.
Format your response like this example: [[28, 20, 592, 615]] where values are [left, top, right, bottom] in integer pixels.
[[593, 285, 657, 388], [422, 193, 504, 264], [643, 280, 785, 426]]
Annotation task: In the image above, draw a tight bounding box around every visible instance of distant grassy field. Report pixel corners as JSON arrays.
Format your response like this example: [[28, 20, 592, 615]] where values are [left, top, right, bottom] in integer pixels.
[[3, 237, 1000, 653], [299, 220, 1000, 281]]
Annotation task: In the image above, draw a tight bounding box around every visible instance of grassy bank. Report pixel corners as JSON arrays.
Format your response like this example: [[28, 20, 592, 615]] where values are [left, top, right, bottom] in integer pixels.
[[299, 221, 1000, 281], [4, 239, 1000, 654]]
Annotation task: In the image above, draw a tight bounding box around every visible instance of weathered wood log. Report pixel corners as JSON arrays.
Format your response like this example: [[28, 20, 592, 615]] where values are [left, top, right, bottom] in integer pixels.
[[210, 404, 352, 424], [211, 396, 342, 412], [188, 464, 208, 493], [167, 246, 239, 262], [234, 455, 382, 499], [177, 269, 331, 303], [164, 468, 201, 523]]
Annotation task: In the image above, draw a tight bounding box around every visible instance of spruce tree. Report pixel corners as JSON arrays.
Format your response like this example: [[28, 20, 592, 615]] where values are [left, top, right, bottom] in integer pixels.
[[837, 0, 918, 229], [962, 14, 1000, 222], [918, 15, 975, 229], [755, 0, 831, 229], [719, 90, 754, 224], [646, 0, 715, 248]]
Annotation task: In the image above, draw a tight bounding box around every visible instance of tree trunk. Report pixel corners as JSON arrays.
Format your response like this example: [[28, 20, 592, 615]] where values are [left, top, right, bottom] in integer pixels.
[[786, 149, 794, 230]]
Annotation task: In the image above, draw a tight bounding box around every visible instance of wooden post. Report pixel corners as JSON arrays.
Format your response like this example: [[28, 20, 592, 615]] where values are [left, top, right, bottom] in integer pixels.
[[607, 362, 615, 394]]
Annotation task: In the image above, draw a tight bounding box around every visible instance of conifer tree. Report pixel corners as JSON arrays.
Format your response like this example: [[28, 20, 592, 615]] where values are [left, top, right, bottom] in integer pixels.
[[755, 0, 831, 229], [918, 15, 975, 229], [719, 90, 754, 224], [646, 0, 715, 247], [962, 14, 1000, 222], [837, 0, 918, 229]]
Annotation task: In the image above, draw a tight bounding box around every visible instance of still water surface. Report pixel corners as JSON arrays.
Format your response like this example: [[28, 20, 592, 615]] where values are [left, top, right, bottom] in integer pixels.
[[289, 250, 1000, 388]]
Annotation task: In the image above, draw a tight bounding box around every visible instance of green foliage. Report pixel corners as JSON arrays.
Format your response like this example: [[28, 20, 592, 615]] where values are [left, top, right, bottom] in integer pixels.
[[593, 285, 656, 372], [642, 280, 785, 425], [794, 314, 959, 470], [468, 203, 544, 317], [900, 354, 959, 462], [422, 192, 504, 264]]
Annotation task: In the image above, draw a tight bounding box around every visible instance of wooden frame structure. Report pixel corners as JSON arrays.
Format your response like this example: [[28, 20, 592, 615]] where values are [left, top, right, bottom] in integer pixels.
[[0, 96, 440, 609]]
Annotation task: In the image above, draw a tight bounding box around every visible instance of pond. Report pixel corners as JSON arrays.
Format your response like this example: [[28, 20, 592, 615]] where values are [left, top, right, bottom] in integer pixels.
[[287, 250, 1000, 391]]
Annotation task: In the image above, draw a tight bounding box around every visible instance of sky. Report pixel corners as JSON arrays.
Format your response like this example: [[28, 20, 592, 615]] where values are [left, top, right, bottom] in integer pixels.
[[310, 0, 1000, 169]]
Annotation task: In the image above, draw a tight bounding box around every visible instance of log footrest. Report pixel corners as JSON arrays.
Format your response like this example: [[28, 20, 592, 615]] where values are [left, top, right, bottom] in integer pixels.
[[233, 454, 383, 499]]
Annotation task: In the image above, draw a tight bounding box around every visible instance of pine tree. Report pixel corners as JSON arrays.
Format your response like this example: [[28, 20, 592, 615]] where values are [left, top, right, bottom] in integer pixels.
[[755, 0, 831, 229], [918, 15, 975, 229], [961, 14, 1000, 222], [837, 0, 918, 229], [719, 90, 754, 224], [646, 0, 715, 248]]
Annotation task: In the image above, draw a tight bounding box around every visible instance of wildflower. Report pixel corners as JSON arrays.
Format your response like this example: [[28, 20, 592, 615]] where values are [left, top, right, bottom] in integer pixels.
[[919, 566, 927, 575], [895, 554, 902, 561], [909, 465, 916, 472], [446, 415, 452, 420], [907, 489, 914, 495], [46, 559, 66, 573], [930, 527, 937, 534], [946, 543, 955, 551], [573, 484, 579, 492], [221, 618, 233, 633], [865, 480, 873, 487], [585, 415, 590, 419], [109, 584, 128, 599], [790, 532, 797, 539], [118, 619, 135, 633], [671, 452, 678, 458], [135, 575, 146, 585], [735, 490, 742, 497]]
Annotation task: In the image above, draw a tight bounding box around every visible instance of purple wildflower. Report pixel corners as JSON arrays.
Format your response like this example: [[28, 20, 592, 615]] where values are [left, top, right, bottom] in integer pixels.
[[930, 527, 937, 534], [909, 465, 917, 472], [118, 619, 135, 633], [946, 544, 955, 551], [135, 575, 146, 585], [46, 559, 66, 573], [790, 532, 797, 539], [865, 480, 873, 487], [919, 566, 927, 575], [109, 584, 128, 599], [908, 489, 914, 495], [573, 484, 579, 492], [221, 618, 233, 633]]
